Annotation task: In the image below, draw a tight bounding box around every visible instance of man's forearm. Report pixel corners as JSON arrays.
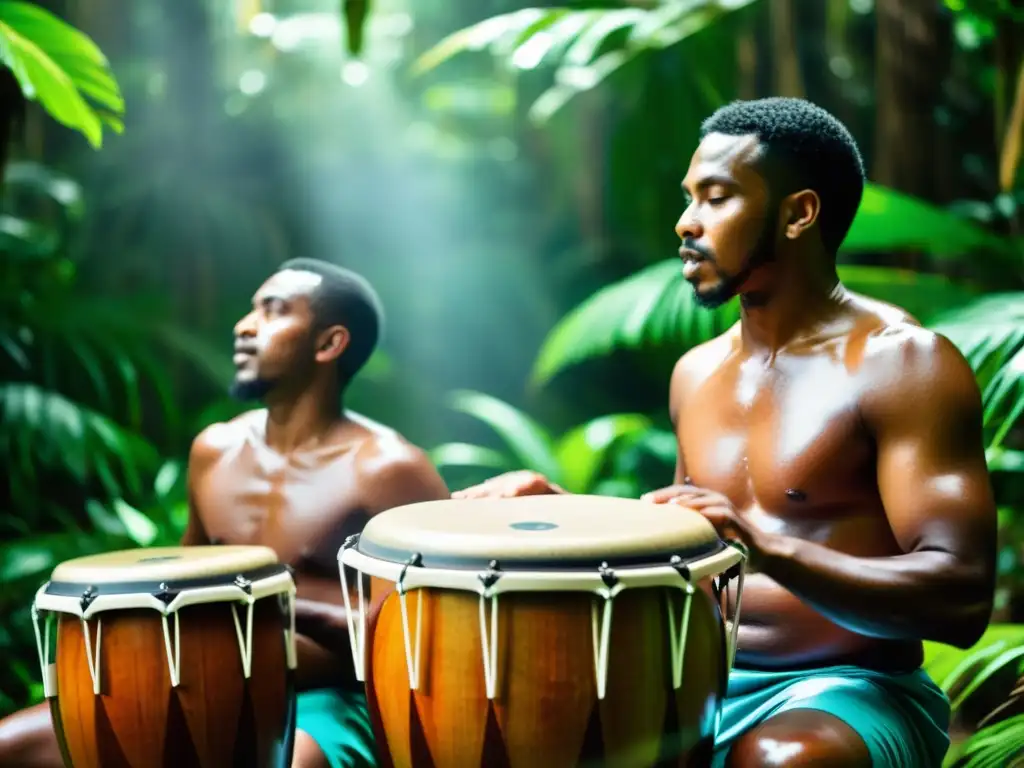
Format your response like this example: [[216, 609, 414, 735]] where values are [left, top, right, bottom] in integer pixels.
[[759, 536, 991, 648]]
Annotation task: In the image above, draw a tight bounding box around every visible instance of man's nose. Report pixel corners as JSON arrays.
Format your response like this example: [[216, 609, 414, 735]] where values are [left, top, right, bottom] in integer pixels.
[[675, 205, 703, 241], [234, 310, 257, 339]]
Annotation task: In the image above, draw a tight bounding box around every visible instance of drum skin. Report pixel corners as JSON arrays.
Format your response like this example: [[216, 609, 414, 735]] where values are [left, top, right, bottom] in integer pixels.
[[49, 598, 296, 768], [364, 582, 726, 768]]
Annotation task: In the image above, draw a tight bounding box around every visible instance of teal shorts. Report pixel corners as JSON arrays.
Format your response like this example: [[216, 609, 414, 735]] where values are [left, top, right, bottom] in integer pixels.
[[712, 664, 951, 767], [296, 688, 377, 768]]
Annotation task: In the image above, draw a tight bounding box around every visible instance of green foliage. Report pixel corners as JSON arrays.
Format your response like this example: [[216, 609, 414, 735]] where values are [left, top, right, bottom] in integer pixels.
[[0, 160, 216, 713], [430, 389, 662, 495], [0, 0, 124, 148], [924, 624, 1024, 766], [845, 183, 1017, 261], [413, 0, 761, 123], [931, 294, 1024, 447]]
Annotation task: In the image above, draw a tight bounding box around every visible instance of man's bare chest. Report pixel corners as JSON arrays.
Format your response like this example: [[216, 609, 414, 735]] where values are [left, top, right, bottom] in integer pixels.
[[192, 454, 364, 564], [679, 362, 875, 516]]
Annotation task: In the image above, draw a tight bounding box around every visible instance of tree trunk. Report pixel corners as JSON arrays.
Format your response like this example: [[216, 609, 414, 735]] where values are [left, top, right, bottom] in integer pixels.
[[872, 0, 953, 202]]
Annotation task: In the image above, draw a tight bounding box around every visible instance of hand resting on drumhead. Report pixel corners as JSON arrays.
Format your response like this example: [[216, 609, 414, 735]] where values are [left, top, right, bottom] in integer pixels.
[[451, 469, 567, 498]]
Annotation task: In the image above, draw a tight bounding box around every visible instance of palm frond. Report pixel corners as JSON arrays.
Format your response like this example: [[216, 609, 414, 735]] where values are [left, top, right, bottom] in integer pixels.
[[0, 382, 158, 495], [555, 413, 652, 492], [843, 183, 1015, 261], [444, 390, 562, 482], [929, 293, 1024, 445], [412, 0, 760, 123], [0, 1, 124, 148], [531, 259, 738, 386]]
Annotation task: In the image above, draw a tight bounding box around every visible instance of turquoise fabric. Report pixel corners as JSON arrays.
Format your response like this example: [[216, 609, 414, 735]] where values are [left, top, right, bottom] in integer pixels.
[[712, 664, 951, 767], [296, 688, 377, 768]]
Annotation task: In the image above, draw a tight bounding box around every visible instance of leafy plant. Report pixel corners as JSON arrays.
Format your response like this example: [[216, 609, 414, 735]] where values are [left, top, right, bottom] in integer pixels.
[[923, 624, 1024, 766], [413, 0, 761, 124], [0, 0, 124, 148], [430, 389, 671, 496]]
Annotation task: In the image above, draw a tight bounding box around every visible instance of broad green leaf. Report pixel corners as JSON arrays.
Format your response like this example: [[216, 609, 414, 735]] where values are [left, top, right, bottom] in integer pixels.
[[0, 1, 123, 148], [446, 390, 562, 483], [951, 644, 1024, 709], [411, 8, 555, 75], [923, 624, 1024, 698], [429, 442, 511, 472], [837, 265, 979, 323], [531, 259, 737, 386], [111, 498, 157, 547], [555, 413, 651, 492], [843, 182, 1012, 259], [0, 382, 158, 488], [951, 713, 1024, 767], [930, 293, 1024, 444]]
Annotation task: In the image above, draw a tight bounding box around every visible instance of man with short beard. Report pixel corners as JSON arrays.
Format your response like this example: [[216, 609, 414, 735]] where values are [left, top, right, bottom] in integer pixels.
[[455, 98, 996, 767], [0, 258, 449, 768]]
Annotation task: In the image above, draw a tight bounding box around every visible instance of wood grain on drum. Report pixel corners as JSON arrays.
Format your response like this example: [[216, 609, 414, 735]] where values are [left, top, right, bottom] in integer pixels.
[[49, 598, 295, 768], [364, 583, 725, 768]]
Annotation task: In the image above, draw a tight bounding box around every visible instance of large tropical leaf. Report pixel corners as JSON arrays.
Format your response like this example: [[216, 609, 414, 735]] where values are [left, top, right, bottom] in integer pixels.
[[0, 1, 124, 148], [432, 392, 657, 493], [412, 0, 761, 123], [930, 293, 1024, 446], [0, 382, 159, 499], [531, 259, 739, 386], [836, 265, 980, 323], [442, 389, 562, 482], [555, 413, 652, 492], [842, 183, 1015, 260]]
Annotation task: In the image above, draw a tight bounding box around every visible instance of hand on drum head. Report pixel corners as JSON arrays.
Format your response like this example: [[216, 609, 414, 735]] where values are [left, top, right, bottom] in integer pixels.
[[642, 483, 769, 564], [451, 470, 566, 499]]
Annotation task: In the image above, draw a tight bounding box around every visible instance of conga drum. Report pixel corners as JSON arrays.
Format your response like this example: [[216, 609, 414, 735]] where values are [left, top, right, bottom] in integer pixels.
[[31, 545, 298, 768], [338, 495, 746, 768]]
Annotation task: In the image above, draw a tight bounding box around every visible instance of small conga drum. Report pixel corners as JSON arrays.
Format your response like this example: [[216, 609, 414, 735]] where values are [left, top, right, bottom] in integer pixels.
[[338, 495, 746, 768], [31, 545, 298, 768]]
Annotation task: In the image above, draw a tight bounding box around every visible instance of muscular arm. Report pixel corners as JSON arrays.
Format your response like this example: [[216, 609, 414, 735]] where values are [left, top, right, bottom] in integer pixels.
[[180, 427, 222, 545], [753, 331, 997, 649], [291, 442, 450, 689]]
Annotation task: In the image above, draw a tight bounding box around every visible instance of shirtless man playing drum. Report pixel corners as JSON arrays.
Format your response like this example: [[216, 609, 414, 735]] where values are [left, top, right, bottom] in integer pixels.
[[454, 98, 997, 767], [0, 258, 449, 768]]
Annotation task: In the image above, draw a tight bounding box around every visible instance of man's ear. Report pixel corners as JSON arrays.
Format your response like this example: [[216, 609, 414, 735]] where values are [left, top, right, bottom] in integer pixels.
[[315, 325, 350, 364], [782, 189, 821, 240]]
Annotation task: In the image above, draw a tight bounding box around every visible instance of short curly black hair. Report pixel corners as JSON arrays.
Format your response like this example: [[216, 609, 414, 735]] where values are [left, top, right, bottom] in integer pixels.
[[278, 258, 384, 385], [699, 97, 866, 254]]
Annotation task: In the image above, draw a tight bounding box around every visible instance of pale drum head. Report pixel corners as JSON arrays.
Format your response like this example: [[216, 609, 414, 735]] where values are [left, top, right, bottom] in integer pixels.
[[355, 495, 723, 569], [49, 545, 279, 585]]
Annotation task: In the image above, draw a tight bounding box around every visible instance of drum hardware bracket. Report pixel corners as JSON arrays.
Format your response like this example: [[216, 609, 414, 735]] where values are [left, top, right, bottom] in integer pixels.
[[669, 555, 691, 581], [79, 586, 97, 613], [154, 582, 178, 605], [477, 560, 502, 591], [234, 575, 253, 595]]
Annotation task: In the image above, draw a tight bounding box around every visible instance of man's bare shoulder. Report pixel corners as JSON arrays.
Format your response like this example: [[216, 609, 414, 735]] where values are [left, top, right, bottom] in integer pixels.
[[348, 421, 450, 513], [189, 410, 263, 467], [858, 320, 981, 419]]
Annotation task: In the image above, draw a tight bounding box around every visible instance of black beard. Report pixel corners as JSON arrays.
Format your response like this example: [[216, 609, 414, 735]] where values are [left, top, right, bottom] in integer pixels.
[[692, 215, 778, 310], [229, 377, 275, 402]]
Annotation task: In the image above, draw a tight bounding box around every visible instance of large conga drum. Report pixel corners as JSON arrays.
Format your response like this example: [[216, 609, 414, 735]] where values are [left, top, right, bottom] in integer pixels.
[[338, 496, 746, 768], [31, 545, 298, 768]]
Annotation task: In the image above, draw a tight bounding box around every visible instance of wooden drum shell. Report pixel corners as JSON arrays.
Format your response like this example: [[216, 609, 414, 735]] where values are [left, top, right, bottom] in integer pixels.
[[364, 582, 726, 768], [49, 598, 296, 768]]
